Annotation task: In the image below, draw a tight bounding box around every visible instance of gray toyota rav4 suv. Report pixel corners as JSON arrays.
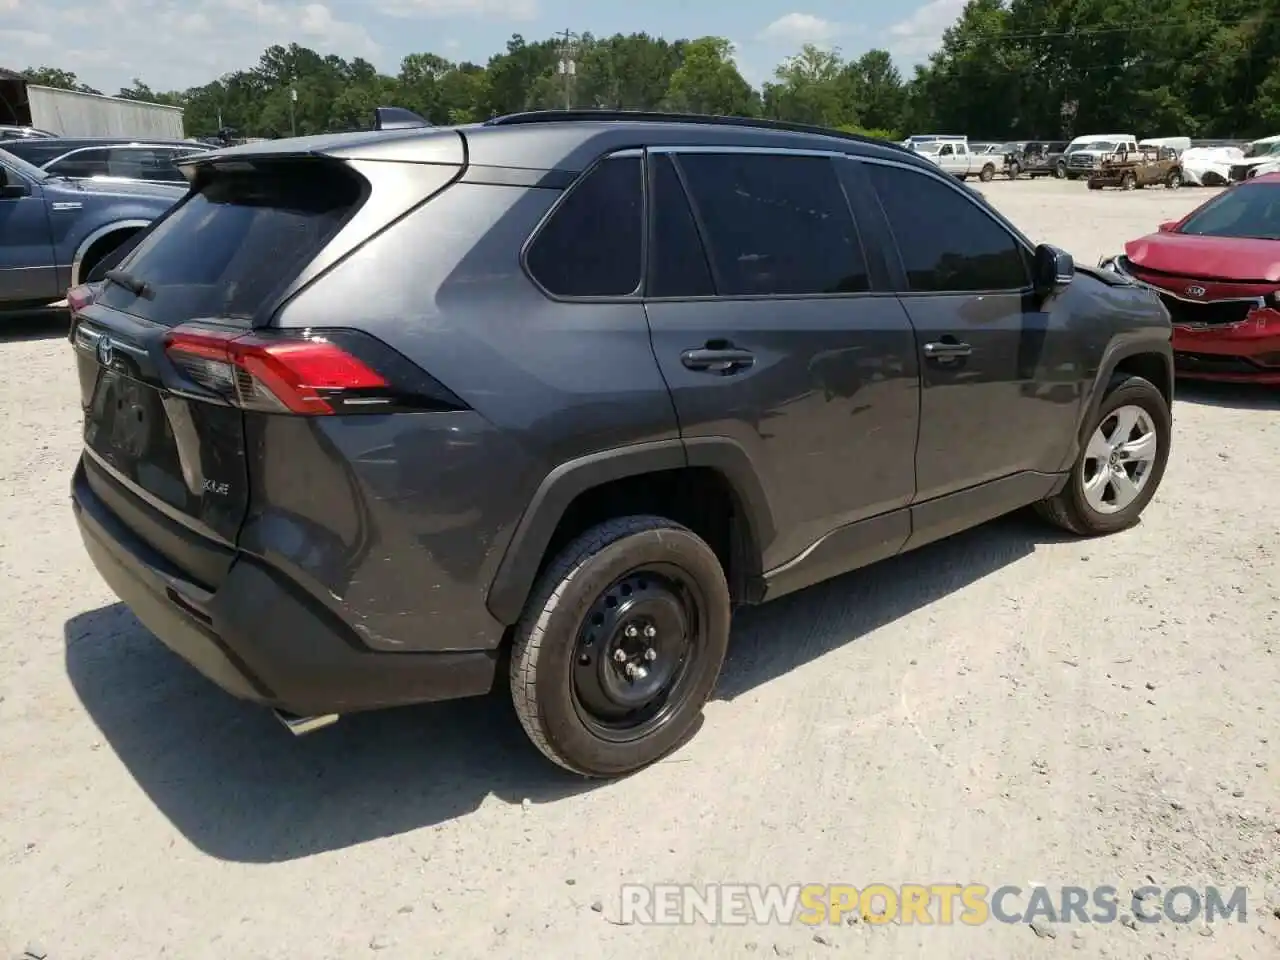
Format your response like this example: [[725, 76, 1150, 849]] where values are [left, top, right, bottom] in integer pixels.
[[69, 111, 1174, 778]]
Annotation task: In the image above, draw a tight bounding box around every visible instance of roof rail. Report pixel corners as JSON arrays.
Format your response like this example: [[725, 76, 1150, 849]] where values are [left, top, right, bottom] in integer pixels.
[[484, 110, 906, 152]]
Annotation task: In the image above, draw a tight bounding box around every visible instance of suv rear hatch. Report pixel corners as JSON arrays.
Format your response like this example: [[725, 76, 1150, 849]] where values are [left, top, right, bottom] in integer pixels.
[[71, 156, 377, 587]]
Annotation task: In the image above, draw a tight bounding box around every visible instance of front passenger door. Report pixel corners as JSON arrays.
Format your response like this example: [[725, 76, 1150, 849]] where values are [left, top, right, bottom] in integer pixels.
[[858, 160, 1082, 524], [0, 158, 58, 304]]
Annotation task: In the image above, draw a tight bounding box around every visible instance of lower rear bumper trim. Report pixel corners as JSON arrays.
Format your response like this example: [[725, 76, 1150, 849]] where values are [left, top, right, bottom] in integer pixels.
[[72, 459, 498, 716]]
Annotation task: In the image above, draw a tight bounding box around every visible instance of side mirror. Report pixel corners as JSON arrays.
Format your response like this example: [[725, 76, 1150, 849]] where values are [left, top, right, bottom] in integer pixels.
[[1157, 220, 1178, 233], [1033, 243, 1073, 295]]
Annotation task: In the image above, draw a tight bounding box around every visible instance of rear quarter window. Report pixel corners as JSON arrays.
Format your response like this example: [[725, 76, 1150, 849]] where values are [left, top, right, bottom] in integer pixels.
[[99, 160, 365, 326], [524, 154, 643, 298]]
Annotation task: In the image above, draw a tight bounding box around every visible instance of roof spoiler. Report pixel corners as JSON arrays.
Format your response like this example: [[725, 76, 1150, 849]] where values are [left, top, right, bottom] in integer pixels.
[[373, 107, 430, 131]]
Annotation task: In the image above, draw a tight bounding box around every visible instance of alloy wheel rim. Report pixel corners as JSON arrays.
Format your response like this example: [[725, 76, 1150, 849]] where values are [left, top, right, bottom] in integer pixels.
[[1080, 404, 1158, 514]]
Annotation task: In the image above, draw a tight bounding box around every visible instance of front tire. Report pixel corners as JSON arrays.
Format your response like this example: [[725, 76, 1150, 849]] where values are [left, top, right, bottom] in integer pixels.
[[1036, 375, 1171, 536], [1166, 170, 1182, 189], [979, 164, 995, 182], [510, 516, 731, 778]]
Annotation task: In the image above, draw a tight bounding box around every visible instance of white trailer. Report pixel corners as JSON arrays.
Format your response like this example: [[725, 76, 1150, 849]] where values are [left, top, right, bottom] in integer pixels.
[[25, 85, 184, 139]]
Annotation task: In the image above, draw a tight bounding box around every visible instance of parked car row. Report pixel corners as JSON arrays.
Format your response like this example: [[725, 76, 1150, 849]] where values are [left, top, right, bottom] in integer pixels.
[[903, 132, 1280, 190]]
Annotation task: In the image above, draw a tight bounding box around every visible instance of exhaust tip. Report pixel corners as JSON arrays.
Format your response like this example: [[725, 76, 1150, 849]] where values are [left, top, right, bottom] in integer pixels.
[[274, 709, 339, 736]]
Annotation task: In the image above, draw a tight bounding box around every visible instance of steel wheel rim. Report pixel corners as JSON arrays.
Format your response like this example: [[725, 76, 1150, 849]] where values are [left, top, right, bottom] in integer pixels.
[[570, 563, 707, 744], [1081, 404, 1158, 514]]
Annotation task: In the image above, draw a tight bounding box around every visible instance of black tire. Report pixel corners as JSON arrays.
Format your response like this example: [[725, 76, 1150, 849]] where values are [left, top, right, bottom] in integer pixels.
[[510, 515, 731, 778], [1087, 180, 1102, 190], [979, 163, 995, 182], [1055, 162, 1068, 179], [1035, 375, 1171, 536], [1166, 170, 1182, 189], [1121, 172, 1137, 191], [1007, 162, 1021, 179]]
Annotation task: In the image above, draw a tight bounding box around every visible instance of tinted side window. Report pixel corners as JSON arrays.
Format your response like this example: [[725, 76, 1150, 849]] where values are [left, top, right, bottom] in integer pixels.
[[49, 148, 111, 178], [677, 153, 869, 296], [866, 163, 1029, 293], [648, 153, 714, 298], [106, 147, 187, 181], [526, 155, 642, 297]]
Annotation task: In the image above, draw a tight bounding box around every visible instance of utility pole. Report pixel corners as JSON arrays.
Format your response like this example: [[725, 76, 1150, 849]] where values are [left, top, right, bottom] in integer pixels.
[[289, 81, 298, 137], [556, 28, 578, 110]]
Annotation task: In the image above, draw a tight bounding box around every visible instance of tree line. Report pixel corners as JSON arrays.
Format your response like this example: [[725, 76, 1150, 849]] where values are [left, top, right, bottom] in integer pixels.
[[19, 0, 1280, 142]]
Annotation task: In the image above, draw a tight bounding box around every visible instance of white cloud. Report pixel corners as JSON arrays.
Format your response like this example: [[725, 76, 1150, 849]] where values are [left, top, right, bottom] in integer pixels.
[[0, 29, 53, 48], [887, 0, 965, 61], [376, 0, 537, 18], [1, 0, 380, 91], [757, 13, 855, 47]]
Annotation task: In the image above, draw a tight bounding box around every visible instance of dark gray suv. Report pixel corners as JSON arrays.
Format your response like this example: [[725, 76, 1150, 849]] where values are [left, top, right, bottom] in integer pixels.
[[68, 111, 1174, 778]]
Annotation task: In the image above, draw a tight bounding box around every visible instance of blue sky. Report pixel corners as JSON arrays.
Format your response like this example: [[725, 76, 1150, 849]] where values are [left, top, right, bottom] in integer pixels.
[[0, 0, 964, 94]]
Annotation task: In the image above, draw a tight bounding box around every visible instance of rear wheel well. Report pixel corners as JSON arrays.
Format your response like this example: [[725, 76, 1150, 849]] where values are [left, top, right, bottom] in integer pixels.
[[76, 227, 142, 285], [1113, 353, 1171, 407], [537, 467, 759, 606]]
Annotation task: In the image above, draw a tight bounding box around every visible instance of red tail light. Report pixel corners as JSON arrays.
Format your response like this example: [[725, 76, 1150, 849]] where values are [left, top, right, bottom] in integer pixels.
[[66, 283, 99, 313], [163, 325, 389, 415]]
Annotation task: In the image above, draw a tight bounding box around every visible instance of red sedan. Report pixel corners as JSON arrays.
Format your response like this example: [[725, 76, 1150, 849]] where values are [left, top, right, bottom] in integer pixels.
[[1099, 172, 1280, 383]]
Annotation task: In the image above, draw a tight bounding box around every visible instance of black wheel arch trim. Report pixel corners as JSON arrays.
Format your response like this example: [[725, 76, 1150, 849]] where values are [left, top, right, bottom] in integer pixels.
[[1062, 337, 1174, 472], [486, 437, 775, 625]]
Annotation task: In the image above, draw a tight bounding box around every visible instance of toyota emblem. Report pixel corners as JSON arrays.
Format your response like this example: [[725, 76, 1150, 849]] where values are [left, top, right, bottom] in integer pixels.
[[97, 335, 114, 367], [1185, 285, 1206, 298]]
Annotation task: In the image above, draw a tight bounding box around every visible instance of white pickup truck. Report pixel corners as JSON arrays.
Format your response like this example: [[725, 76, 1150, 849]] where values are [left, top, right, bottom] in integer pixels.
[[915, 140, 1000, 182]]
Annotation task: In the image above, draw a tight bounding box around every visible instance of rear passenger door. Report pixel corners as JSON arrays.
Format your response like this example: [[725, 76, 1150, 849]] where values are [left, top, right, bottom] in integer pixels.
[[854, 158, 1081, 522], [643, 147, 920, 573]]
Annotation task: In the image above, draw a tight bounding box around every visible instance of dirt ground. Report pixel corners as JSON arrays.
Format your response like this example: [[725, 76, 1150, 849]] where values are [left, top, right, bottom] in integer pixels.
[[1, 177, 1277, 960]]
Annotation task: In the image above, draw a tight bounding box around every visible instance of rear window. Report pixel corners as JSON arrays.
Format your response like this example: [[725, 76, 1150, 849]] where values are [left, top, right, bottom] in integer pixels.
[[99, 160, 365, 325]]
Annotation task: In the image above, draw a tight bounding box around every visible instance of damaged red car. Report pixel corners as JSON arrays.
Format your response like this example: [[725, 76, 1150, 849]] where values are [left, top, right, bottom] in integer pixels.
[[1099, 172, 1280, 383]]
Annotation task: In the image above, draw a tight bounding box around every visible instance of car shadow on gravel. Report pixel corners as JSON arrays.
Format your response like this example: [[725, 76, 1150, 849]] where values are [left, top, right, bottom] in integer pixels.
[[1173, 380, 1280, 410], [0, 308, 71, 343], [64, 510, 1070, 863], [716, 510, 1064, 699]]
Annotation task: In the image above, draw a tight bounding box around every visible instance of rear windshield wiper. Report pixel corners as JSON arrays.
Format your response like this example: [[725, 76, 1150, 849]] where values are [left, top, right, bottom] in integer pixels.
[[103, 269, 155, 300]]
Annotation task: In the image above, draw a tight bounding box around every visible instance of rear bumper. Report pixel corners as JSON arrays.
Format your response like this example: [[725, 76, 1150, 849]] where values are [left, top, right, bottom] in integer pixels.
[[72, 459, 498, 716], [1172, 310, 1280, 383]]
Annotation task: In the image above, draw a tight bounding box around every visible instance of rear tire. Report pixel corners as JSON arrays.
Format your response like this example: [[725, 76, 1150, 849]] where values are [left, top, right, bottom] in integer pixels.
[[509, 516, 731, 778], [1007, 161, 1021, 179], [1035, 375, 1171, 536], [1121, 172, 1137, 190]]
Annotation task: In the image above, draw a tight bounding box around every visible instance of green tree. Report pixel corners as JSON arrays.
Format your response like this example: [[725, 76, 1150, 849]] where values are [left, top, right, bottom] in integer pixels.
[[762, 44, 852, 126], [665, 37, 758, 115], [21, 66, 101, 95]]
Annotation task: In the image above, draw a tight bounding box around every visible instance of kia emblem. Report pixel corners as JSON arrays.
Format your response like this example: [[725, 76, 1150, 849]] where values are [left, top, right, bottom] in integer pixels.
[[97, 335, 114, 367], [1185, 285, 1206, 298]]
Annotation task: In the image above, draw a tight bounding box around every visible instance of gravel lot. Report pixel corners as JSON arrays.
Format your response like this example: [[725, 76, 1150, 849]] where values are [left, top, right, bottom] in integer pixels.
[[1, 177, 1277, 960]]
